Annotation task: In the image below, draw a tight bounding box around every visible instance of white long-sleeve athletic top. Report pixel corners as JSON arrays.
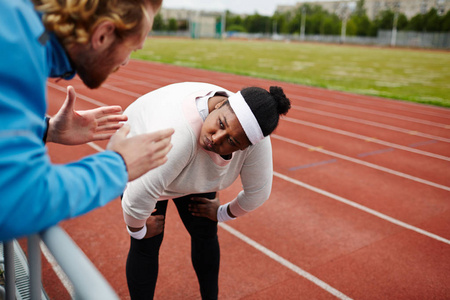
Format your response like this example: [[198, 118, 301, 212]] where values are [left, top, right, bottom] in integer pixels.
[[122, 82, 273, 227]]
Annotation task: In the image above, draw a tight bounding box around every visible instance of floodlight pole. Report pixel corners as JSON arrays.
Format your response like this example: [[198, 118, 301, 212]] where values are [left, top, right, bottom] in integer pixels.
[[300, 7, 306, 41], [341, 17, 347, 43], [221, 11, 226, 39], [339, 3, 349, 44], [390, 2, 400, 47]]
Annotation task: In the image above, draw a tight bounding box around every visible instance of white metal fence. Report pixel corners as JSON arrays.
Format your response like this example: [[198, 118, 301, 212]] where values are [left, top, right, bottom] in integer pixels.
[[151, 30, 450, 49], [0, 226, 119, 300]]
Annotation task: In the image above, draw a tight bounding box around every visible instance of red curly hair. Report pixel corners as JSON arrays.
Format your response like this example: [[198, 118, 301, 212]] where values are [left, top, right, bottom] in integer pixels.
[[33, 0, 162, 47]]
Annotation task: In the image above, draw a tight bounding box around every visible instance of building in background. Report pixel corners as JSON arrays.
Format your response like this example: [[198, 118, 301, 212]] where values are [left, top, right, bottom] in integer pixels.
[[277, 0, 450, 20], [158, 8, 224, 38], [365, 0, 449, 19]]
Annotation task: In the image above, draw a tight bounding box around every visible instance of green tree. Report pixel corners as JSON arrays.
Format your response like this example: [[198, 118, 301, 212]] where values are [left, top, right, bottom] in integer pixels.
[[152, 13, 165, 31], [305, 5, 330, 34], [376, 10, 395, 30], [406, 8, 448, 32], [244, 14, 272, 33], [272, 13, 289, 34], [287, 13, 302, 34], [227, 24, 246, 32], [424, 8, 441, 31], [349, 14, 371, 36], [442, 10, 450, 31], [226, 11, 245, 31], [345, 18, 358, 36], [168, 18, 177, 31], [322, 15, 340, 35], [397, 14, 409, 30], [407, 13, 424, 31]]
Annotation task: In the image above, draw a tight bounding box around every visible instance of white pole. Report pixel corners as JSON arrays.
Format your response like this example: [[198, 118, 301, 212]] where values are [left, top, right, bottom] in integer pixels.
[[341, 17, 347, 43], [300, 7, 306, 41], [221, 11, 226, 39], [391, 9, 398, 47], [339, 3, 348, 44]]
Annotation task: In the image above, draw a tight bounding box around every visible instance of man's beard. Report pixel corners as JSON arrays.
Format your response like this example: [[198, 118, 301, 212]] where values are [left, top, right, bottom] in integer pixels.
[[74, 45, 116, 89]]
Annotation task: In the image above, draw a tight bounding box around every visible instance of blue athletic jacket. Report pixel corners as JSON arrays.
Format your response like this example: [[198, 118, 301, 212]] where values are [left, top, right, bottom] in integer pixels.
[[0, 0, 128, 241]]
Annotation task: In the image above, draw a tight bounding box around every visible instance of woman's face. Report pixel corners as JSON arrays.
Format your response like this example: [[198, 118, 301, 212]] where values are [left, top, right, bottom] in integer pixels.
[[199, 101, 251, 156]]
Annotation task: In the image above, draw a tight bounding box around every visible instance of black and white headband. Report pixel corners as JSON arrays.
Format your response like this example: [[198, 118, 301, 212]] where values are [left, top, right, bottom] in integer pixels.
[[228, 91, 264, 145]]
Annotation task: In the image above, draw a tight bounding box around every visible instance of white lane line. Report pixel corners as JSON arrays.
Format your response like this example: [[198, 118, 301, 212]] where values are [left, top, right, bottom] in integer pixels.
[[219, 223, 353, 300], [126, 60, 450, 120], [87, 142, 105, 152], [114, 67, 214, 86], [294, 95, 449, 128], [292, 105, 450, 144], [47, 82, 107, 107], [40, 241, 75, 298], [49, 76, 154, 100], [272, 134, 450, 192], [124, 59, 450, 120], [102, 83, 142, 98], [295, 87, 450, 119], [282, 117, 450, 162], [273, 171, 450, 246], [329, 93, 450, 119]]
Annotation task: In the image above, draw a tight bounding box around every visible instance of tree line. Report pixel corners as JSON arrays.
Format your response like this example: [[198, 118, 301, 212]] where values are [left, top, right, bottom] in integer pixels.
[[153, 0, 450, 36], [227, 1, 450, 36]]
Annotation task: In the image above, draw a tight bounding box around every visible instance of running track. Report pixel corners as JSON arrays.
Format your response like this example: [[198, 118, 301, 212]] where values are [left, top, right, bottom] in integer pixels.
[[40, 59, 450, 299]]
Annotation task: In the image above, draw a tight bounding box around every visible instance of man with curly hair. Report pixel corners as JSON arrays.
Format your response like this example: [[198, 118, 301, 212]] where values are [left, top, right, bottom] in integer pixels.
[[0, 0, 173, 241]]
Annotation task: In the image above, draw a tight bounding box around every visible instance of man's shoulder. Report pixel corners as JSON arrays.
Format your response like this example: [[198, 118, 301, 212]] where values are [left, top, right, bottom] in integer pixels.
[[1, 0, 43, 31]]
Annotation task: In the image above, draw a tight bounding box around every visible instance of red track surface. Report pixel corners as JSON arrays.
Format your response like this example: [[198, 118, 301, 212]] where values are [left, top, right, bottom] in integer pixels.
[[39, 59, 449, 299]]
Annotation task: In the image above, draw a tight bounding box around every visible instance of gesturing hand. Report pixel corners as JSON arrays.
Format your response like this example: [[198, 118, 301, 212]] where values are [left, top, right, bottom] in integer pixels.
[[46, 85, 128, 145], [107, 124, 174, 182], [189, 195, 221, 221]]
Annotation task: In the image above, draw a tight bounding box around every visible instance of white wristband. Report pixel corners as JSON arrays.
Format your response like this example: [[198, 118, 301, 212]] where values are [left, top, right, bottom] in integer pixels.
[[126, 225, 147, 240], [217, 203, 236, 222]]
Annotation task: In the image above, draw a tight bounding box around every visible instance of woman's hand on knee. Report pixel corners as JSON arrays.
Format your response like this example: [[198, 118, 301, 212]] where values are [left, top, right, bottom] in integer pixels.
[[188, 196, 220, 221], [144, 215, 165, 238]]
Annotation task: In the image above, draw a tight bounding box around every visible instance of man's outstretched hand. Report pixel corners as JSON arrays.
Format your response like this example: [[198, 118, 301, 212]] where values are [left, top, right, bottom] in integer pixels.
[[46, 85, 128, 145]]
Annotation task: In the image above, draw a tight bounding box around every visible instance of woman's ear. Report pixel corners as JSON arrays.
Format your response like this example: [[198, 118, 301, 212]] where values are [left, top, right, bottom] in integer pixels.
[[214, 100, 226, 110]]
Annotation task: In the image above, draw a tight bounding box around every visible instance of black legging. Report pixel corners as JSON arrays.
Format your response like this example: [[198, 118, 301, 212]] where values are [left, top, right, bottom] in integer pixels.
[[126, 192, 219, 300]]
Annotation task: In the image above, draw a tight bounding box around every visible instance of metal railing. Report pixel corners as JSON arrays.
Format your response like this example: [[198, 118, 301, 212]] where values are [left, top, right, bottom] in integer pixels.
[[0, 225, 119, 300]]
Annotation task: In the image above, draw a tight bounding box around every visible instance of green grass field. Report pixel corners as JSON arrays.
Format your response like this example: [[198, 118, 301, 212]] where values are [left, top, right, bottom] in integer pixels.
[[132, 37, 450, 107]]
